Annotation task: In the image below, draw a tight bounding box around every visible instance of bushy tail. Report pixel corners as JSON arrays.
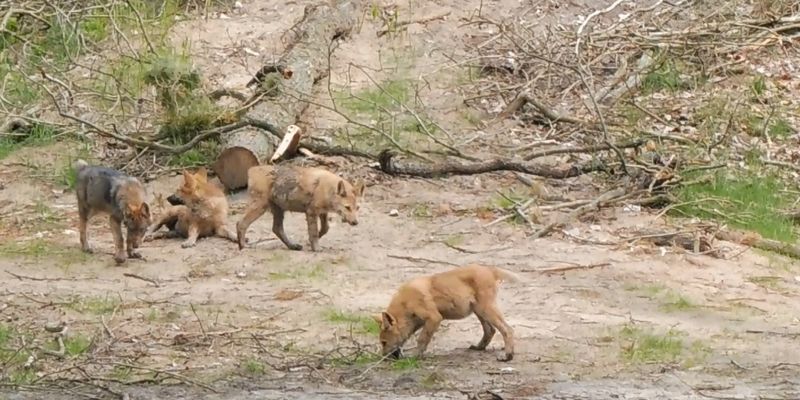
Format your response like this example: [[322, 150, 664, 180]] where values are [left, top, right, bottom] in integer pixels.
[[493, 267, 522, 284], [74, 159, 89, 172]]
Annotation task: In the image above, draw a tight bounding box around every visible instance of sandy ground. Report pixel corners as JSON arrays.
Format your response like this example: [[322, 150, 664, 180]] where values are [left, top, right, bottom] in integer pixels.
[[1, 0, 800, 399]]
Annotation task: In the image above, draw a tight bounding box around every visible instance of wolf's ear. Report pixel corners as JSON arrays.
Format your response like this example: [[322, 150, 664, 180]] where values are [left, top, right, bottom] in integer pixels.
[[354, 180, 365, 197], [182, 170, 194, 183], [337, 180, 347, 197], [372, 313, 383, 325], [381, 312, 396, 329], [140, 203, 151, 219], [195, 167, 208, 182]]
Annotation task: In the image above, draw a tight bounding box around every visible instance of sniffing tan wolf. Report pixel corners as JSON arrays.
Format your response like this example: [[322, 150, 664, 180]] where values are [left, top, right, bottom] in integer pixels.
[[144, 167, 238, 248], [236, 165, 365, 251], [373, 264, 519, 362], [74, 160, 151, 264]]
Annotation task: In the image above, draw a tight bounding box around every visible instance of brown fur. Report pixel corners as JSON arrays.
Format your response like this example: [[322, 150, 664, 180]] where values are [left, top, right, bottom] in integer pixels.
[[74, 160, 152, 264], [236, 165, 365, 251], [144, 167, 238, 248], [373, 264, 520, 361]]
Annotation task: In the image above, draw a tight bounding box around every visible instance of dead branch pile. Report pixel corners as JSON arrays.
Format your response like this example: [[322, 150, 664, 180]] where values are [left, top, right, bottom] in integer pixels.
[[448, 0, 800, 243]]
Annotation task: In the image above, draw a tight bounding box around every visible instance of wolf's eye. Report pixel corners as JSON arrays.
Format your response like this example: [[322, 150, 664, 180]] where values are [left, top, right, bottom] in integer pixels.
[[381, 340, 387, 347], [345, 205, 352, 211]]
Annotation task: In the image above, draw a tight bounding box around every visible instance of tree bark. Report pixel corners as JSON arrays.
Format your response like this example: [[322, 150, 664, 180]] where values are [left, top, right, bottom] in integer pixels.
[[377, 149, 608, 179], [212, 1, 359, 191]]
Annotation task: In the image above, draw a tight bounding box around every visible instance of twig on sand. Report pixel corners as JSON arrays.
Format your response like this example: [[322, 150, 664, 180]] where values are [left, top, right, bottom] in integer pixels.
[[122, 272, 160, 287]]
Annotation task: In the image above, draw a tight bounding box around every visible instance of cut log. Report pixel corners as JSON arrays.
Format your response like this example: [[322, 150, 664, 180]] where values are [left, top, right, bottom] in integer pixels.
[[213, 128, 272, 190], [212, 1, 359, 191]]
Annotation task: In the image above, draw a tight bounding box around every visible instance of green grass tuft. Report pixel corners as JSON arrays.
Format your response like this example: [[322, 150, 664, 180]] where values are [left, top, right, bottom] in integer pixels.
[[324, 309, 380, 335], [673, 172, 796, 243], [0, 123, 60, 161], [392, 357, 420, 370], [0, 239, 90, 264], [242, 358, 266, 375], [620, 325, 684, 363], [67, 295, 120, 315]]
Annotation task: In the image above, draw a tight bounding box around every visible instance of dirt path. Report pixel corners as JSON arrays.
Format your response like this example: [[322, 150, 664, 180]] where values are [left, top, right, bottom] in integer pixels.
[[2, 0, 800, 398]]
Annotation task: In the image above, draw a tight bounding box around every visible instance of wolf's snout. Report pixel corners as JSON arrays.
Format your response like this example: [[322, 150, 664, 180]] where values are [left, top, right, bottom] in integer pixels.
[[349, 220, 358, 226], [389, 348, 402, 359]]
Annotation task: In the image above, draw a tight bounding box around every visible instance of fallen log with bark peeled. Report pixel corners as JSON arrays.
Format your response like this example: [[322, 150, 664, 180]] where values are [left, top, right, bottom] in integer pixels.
[[212, 1, 358, 191]]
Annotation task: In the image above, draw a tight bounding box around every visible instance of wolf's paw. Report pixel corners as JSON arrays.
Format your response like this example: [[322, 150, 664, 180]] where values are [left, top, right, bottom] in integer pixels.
[[181, 241, 197, 249], [81, 246, 95, 254], [113, 253, 127, 265], [287, 243, 303, 251], [128, 250, 143, 259], [468, 344, 487, 351], [497, 352, 513, 362]]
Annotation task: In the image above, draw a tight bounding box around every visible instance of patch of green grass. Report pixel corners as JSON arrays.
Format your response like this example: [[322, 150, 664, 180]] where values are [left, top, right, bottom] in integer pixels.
[[392, 356, 420, 370], [620, 103, 646, 126], [330, 352, 381, 367], [169, 141, 219, 167], [0, 324, 38, 384], [659, 293, 696, 312], [767, 117, 793, 138], [146, 309, 159, 322], [421, 371, 446, 388], [0, 123, 60, 161], [673, 172, 796, 243], [8, 369, 37, 385], [642, 60, 690, 94], [443, 234, 464, 247], [268, 263, 327, 281], [410, 203, 432, 218], [619, 325, 684, 363], [334, 79, 411, 115], [0, 239, 90, 264], [751, 74, 767, 98], [59, 334, 92, 356], [625, 283, 697, 312], [109, 365, 133, 380], [67, 295, 120, 315], [242, 358, 266, 375], [324, 309, 380, 335], [747, 275, 783, 291], [0, 324, 11, 347]]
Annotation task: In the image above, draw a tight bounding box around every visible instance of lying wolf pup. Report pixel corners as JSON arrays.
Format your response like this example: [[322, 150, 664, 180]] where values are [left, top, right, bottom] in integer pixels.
[[74, 160, 151, 264], [145, 167, 238, 248], [374, 264, 520, 362]]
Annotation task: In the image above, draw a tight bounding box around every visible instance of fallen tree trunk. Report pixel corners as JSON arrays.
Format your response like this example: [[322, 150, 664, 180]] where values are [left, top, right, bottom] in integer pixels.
[[212, 1, 359, 191], [377, 149, 608, 179], [716, 229, 800, 259]]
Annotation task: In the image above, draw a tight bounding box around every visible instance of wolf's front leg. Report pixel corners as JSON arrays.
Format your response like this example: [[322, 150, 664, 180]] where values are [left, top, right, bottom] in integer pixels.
[[271, 207, 302, 251], [305, 212, 320, 251], [414, 313, 443, 359], [109, 216, 127, 264], [181, 224, 200, 248]]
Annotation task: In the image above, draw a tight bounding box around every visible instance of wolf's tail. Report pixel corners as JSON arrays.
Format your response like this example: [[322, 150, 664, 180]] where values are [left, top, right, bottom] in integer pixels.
[[74, 159, 89, 172], [493, 267, 522, 284]]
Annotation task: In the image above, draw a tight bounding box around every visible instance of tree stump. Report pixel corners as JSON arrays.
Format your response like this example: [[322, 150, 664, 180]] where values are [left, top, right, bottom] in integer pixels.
[[212, 1, 359, 191]]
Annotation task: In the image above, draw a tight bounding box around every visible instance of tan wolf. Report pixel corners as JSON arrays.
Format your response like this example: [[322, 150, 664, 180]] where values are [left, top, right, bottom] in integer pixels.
[[74, 160, 152, 264], [373, 264, 519, 362], [236, 165, 365, 251], [144, 167, 238, 248]]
